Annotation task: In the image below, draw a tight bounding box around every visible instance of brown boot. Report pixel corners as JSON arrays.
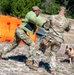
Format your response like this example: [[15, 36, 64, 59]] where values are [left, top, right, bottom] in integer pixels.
[[26, 59, 33, 66], [26, 59, 38, 71], [28, 65, 38, 71]]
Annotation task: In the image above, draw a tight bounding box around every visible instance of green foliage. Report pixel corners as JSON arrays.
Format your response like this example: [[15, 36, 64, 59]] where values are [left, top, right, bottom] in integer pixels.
[[40, 0, 60, 14], [10, 0, 41, 17], [0, 0, 73, 18], [0, 0, 12, 15], [0, 0, 41, 18]]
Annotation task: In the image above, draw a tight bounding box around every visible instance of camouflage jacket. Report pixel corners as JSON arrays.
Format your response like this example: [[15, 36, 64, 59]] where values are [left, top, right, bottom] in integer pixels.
[[48, 15, 71, 43], [19, 11, 46, 34]]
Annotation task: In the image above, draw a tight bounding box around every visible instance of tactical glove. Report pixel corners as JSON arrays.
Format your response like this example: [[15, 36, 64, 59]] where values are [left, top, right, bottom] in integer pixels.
[[65, 25, 71, 32]]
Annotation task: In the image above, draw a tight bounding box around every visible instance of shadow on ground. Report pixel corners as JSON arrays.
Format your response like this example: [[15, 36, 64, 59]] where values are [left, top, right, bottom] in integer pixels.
[[60, 59, 70, 63], [39, 61, 51, 73], [2, 55, 27, 63], [2, 55, 51, 73]]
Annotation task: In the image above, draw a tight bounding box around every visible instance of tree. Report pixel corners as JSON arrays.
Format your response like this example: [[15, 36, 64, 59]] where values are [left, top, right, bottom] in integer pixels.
[[0, 0, 73, 18], [0, 0, 13, 15], [0, 0, 41, 18], [40, 0, 60, 15]]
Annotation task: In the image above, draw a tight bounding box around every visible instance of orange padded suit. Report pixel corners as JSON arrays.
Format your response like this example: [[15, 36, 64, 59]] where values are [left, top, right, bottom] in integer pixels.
[[0, 15, 37, 43]]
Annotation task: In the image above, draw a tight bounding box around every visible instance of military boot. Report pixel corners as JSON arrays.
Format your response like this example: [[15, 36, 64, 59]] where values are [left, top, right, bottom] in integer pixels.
[[28, 65, 38, 71], [25, 59, 38, 71], [26, 59, 33, 66], [0, 51, 2, 58]]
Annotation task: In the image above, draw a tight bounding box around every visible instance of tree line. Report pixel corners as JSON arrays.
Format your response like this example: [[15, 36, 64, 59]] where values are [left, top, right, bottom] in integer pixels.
[[0, 0, 74, 18]]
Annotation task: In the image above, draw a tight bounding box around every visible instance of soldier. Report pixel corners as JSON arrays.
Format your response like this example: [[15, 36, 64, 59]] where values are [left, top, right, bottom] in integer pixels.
[[0, 6, 49, 62], [39, 6, 71, 75]]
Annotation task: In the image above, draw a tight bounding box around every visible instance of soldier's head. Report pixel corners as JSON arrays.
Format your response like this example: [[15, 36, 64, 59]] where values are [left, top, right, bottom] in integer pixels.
[[32, 6, 40, 16], [58, 6, 66, 15]]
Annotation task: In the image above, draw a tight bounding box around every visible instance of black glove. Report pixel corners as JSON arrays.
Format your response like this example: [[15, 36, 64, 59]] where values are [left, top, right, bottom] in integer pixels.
[[65, 25, 71, 32]]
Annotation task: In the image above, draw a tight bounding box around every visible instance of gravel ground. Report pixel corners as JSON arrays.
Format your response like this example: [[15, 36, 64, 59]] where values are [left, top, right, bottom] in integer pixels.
[[0, 41, 74, 75]]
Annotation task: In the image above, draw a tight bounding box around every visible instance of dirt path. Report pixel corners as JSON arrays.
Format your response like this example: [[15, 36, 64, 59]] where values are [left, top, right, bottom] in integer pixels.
[[0, 42, 74, 75]]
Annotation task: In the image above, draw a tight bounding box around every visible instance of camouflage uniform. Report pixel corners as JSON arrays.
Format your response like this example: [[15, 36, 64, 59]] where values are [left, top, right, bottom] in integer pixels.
[[2, 27, 34, 55], [39, 14, 70, 73], [1, 10, 47, 57]]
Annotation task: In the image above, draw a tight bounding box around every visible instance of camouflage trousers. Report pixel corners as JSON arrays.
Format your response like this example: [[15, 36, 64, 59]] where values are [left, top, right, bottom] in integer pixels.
[[2, 27, 35, 56], [39, 36, 61, 71]]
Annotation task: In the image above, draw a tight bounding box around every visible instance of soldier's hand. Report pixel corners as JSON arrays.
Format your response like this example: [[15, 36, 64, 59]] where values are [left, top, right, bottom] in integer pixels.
[[43, 21, 50, 30], [65, 25, 71, 32]]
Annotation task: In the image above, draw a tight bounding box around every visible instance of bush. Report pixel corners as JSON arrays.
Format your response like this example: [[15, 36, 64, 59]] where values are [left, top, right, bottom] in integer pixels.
[[0, 0, 73, 18], [0, 0, 41, 18]]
